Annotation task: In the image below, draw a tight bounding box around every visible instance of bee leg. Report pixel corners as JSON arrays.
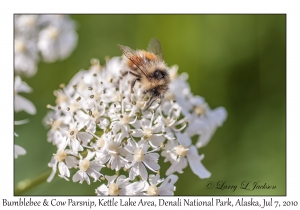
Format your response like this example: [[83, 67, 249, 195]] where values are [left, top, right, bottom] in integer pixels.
[[144, 96, 156, 110], [130, 77, 140, 102], [121, 70, 129, 77], [129, 71, 140, 78], [131, 78, 139, 90]]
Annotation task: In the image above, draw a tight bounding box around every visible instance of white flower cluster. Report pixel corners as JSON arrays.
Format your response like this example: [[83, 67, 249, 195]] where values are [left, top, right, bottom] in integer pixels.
[[14, 15, 78, 158], [45, 57, 227, 195], [15, 14, 78, 77]]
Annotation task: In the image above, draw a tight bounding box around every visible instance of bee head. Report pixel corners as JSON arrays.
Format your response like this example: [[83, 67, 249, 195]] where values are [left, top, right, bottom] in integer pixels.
[[153, 69, 165, 80]]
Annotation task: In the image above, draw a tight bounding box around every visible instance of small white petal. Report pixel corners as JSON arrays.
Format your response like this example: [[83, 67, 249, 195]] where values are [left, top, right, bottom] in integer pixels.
[[116, 175, 130, 188], [58, 161, 70, 178], [175, 132, 191, 147], [65, 156, 78, 168], [95, 184, 108, 195], [15, 76, 32, 93], [70, 138, 83, 152], [14, 119, 29, 125], [87, 167, 102, 182], [119, 181, 145, 195], [149, 174, 161, 186], [187, 146, 211, 179], [131, 129, 144, 137], [106, 175, 118, 185], [208, 106, 227, 126], [78, 132, 93, 144], [15, 95, 36, 115], [149, 135, 165, 148], [72, 171, 90, 184], [158, 174, 178, 195], [166, 157, 187, 175], [143, 153, 160, 172], [14, 145, 26, 158]]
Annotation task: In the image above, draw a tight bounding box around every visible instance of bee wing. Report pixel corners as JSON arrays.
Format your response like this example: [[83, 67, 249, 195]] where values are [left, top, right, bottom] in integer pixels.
[[147, 38, 163, 60], [118, 44, 151, 78]]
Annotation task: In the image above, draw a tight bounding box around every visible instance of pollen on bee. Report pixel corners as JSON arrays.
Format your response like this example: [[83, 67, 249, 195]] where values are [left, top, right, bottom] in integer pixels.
[[144, 51, 157, 61], [127, 60, 137, 69]]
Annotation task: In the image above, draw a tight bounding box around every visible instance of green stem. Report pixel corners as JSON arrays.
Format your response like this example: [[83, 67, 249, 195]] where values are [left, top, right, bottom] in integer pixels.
[[14, 169, 52, 195]]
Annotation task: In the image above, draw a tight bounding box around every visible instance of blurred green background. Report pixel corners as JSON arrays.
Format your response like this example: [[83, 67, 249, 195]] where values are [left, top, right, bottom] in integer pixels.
[[14, 15, 286, 196]]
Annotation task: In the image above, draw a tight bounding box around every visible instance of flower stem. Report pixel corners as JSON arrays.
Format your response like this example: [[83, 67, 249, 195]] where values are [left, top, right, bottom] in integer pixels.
[[14, 169, 53, 195]]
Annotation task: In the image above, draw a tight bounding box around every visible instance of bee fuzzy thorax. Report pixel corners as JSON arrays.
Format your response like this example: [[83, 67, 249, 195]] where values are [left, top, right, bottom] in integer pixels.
[[126, 50, 158, 69]]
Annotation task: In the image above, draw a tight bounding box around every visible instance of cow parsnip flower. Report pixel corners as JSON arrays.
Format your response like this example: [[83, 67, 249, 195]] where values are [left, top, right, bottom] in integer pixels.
[[45, 55, 227, 195], [14, 14, 78, 77]]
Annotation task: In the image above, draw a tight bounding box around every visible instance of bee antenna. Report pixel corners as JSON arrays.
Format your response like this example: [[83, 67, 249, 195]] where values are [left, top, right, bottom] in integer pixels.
[[144, 96, 157, 110]]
